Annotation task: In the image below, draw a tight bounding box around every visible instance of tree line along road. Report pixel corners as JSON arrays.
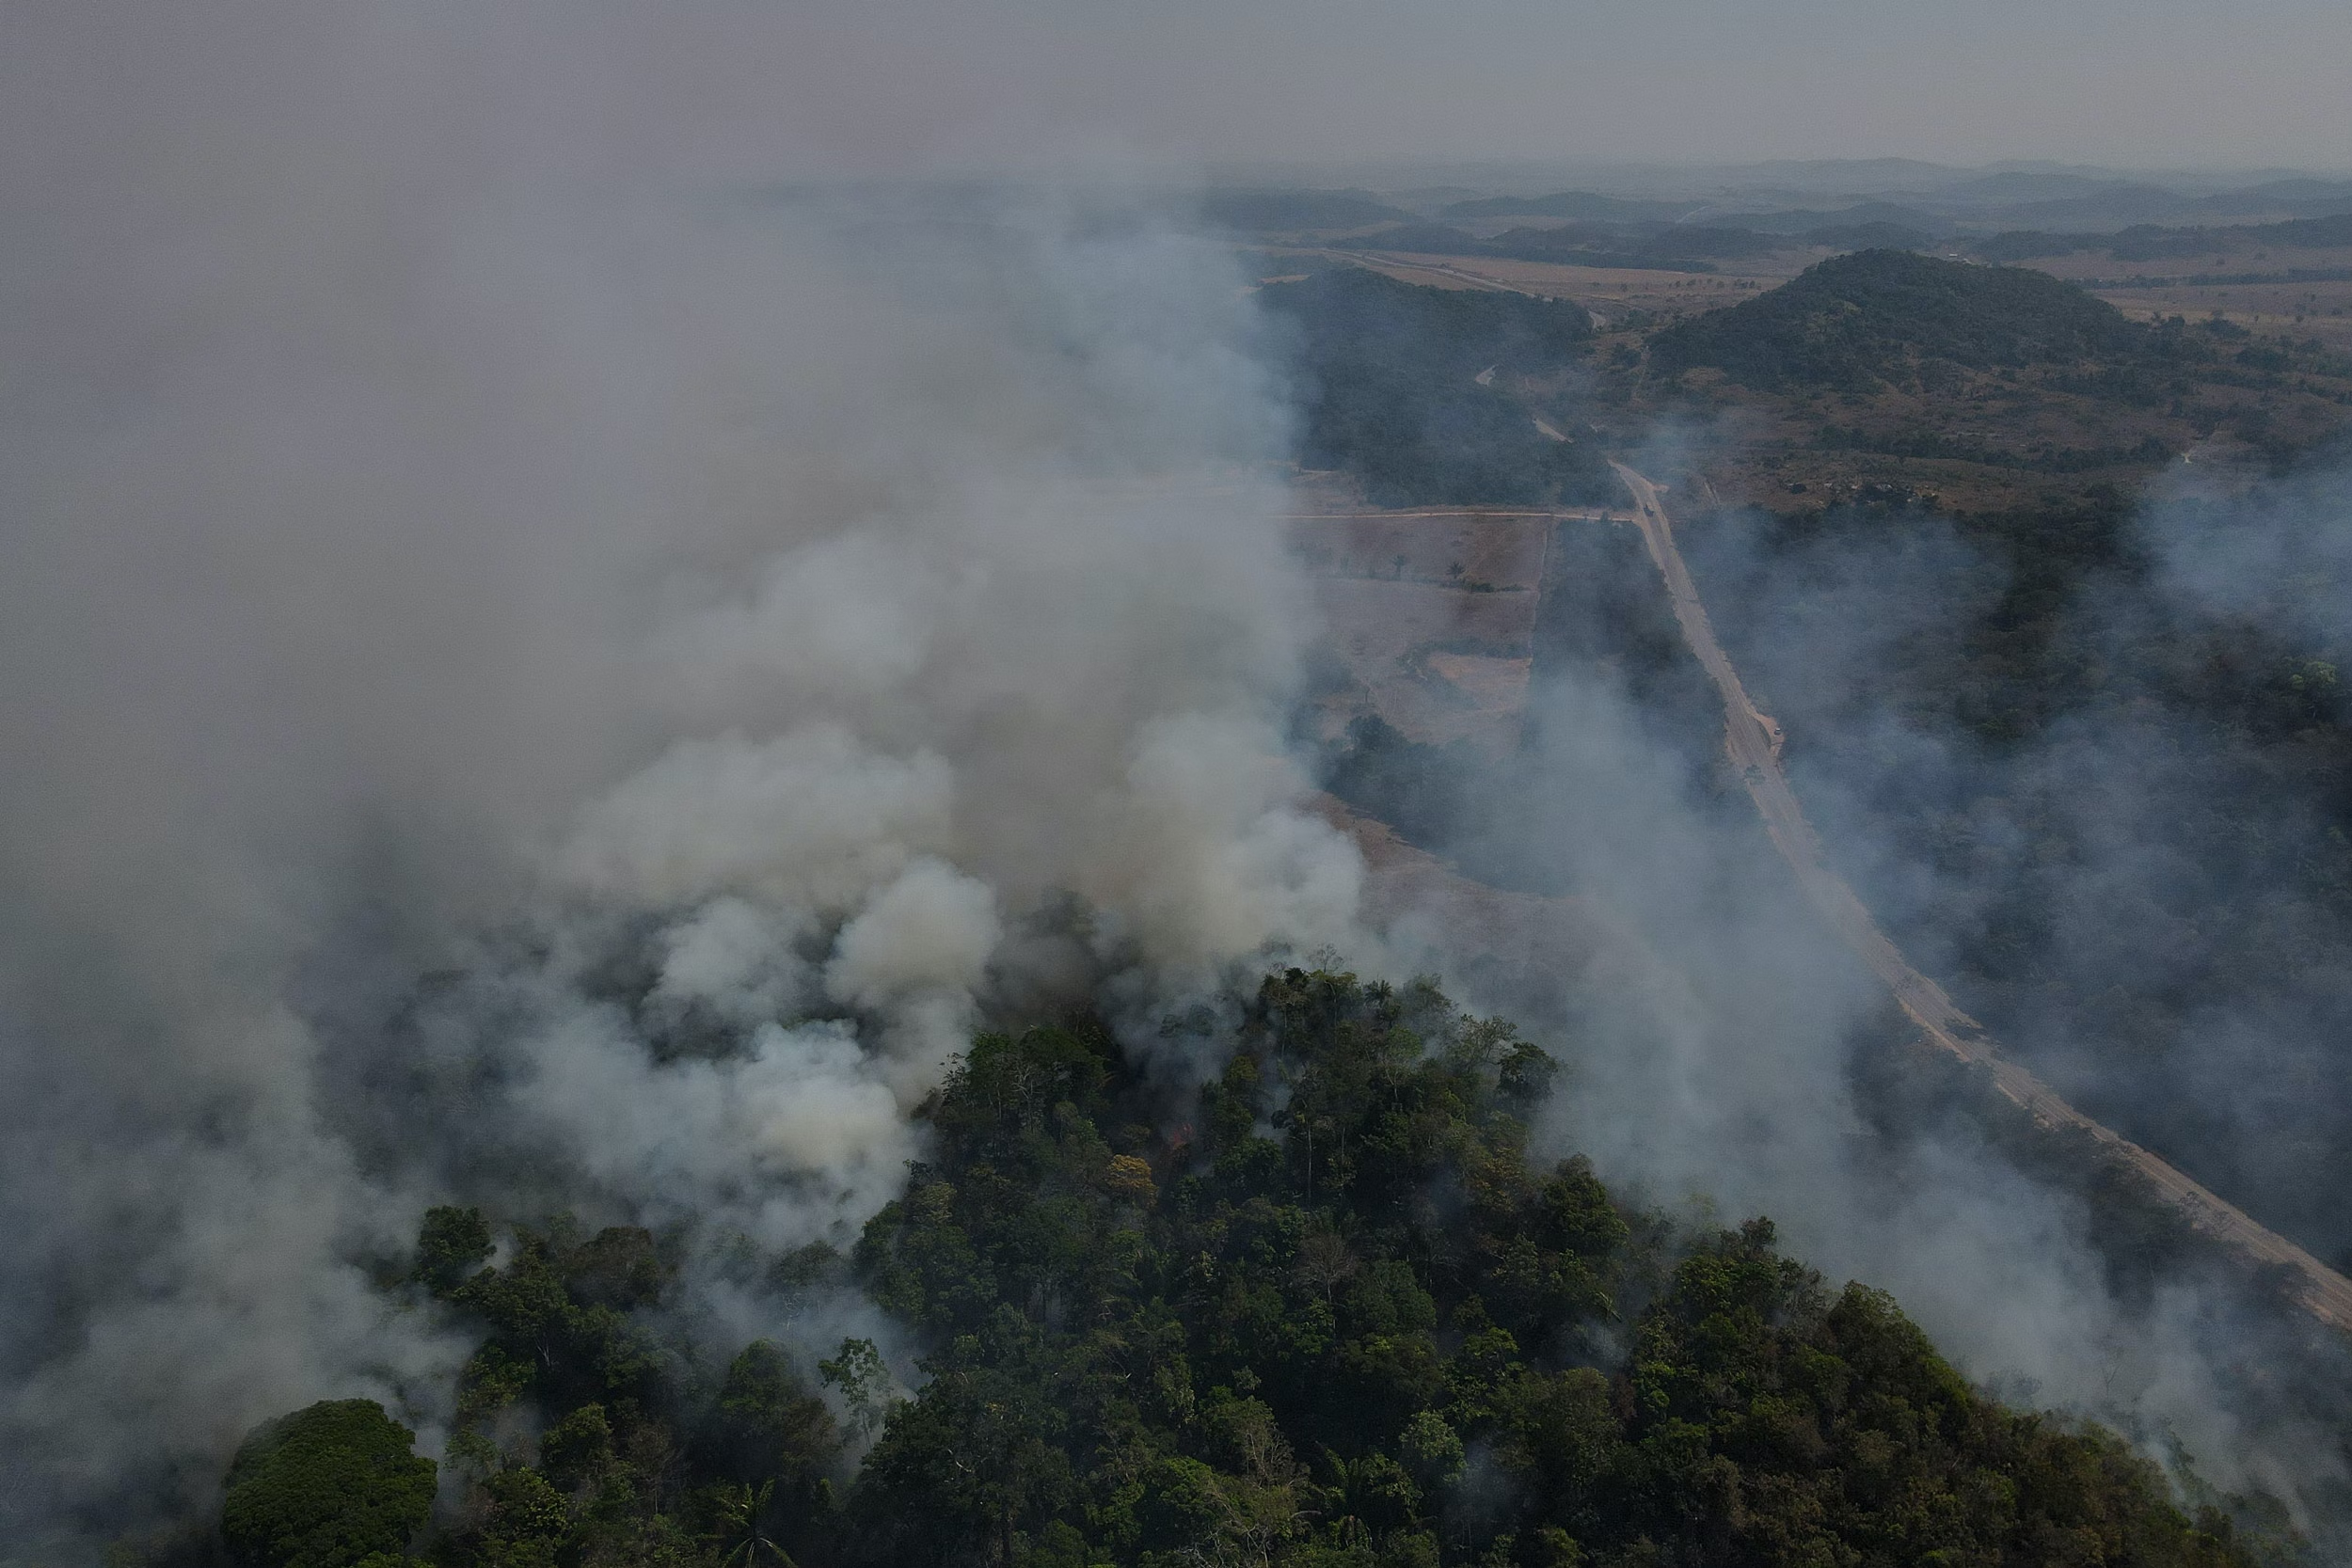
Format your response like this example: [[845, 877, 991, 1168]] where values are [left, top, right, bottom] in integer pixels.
[[1609, 459, 2352, 1337]]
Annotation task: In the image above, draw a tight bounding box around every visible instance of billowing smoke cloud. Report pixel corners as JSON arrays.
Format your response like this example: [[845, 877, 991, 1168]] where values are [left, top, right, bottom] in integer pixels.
[[0, 5, 1366, 1549], [11, 3, 2347, 1557]]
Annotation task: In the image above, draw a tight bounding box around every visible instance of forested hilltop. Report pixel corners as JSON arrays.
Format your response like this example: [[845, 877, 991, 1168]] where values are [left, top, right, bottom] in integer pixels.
[[174, 972, 2282, 1568], [1646, 250, 2154, 391], [1620, 250, 2352, 512]]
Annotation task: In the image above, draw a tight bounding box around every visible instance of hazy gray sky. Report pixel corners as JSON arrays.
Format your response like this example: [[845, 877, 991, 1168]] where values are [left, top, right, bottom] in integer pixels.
[[18, 2, 2339, 195], [758, 0, 2352, 176]]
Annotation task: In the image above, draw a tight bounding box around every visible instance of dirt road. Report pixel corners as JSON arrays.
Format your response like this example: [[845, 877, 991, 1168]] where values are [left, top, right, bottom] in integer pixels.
[[1315, 250, 1539, 296], [1611, 461, 2352, 1335]]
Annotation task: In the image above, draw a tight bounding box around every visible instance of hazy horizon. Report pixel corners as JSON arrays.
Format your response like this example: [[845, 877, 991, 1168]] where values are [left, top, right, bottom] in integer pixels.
[[766, 0, 2352, 178]]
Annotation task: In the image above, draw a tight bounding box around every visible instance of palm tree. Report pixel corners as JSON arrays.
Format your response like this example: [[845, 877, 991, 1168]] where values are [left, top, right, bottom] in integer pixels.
[[710, 1480, 798, 1568]]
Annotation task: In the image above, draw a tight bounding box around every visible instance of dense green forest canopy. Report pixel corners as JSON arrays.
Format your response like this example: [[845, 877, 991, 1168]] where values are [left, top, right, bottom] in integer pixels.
[[191, 973, 2277, 1568], [1646, 250, 2159, 390], [1260, 268, 1611, 505], [220, 1402, 437, 1568]]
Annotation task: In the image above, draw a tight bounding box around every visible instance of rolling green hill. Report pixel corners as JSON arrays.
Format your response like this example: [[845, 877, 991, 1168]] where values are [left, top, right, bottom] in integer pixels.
[[1647, 249, 2150, 389]]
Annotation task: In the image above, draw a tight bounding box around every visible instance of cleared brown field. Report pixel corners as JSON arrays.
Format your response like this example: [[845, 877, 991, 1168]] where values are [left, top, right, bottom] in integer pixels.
[[1286, 510, 1565, 756], [2008, 245, 2352, 350], [2089, 278, 2352, 352], [1287, 511, 1550, 589], [1425, 651, 1532, 712], [1270, 246, 1789, 329], [1310, 790, 1621, 995], [2029, 241, 2352, 283], [1362, 250, 1791, 326], [1306, 576, 1538, 751]]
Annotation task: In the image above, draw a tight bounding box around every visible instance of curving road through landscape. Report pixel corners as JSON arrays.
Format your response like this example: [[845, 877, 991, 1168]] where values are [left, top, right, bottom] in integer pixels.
[[1611, 460, 2352, 1335]]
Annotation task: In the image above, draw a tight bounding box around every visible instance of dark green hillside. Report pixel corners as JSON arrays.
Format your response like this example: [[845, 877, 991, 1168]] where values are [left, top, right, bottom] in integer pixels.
[[1648, 249, 2148, 389], [1261, 268, 1611, 505], [1980, 214, 2352, 265], [187, 971, 2282, 1568], [1265, 265, 1592, 380], [1798, 219, 1932, 252]]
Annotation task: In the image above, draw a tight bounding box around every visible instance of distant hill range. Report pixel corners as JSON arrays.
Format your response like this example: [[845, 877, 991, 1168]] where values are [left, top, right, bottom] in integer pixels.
[[1422, 172, 2352, 233], [1192, 173, 2352, 278], [1979, 210, 2352, 263], [1438, 190, 1708, 225], [1196, 188, 1418, 232], [1330, 217, 1931, 273]]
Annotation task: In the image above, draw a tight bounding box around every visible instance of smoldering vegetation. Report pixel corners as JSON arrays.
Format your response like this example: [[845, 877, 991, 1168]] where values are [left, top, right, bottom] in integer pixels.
[[1254, 267, 1616, 508], [1675, 469, 2352, 1272], [10, 6, 2352, 1565], [0, 7, 1372, 1553], [1316, 453, 2352, 1545]]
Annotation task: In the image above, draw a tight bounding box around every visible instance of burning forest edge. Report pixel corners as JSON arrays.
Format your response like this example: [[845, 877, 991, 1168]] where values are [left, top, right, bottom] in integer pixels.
[[161, 969, 2297, 1568], [11, 8, 2352, 1559]]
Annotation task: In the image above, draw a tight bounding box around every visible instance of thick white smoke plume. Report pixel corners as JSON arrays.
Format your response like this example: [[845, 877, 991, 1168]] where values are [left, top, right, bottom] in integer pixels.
[[14, 6, 2349, 1559], [0, 5, 1364, 1548]]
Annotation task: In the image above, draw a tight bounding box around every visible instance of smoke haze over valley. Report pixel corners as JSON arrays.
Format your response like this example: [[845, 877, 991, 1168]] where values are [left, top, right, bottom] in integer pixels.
[[8, 4, 2352, 1566], [0, 9, 1370, 1542]]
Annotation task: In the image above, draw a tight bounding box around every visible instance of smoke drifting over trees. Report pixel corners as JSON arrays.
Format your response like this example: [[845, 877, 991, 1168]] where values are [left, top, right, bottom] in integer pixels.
[[7, 4, 2352, 1564], [0, 6, 1363, 1548]]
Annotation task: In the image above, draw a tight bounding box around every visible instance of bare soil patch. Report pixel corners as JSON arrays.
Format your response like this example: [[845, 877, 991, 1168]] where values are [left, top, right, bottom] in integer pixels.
[[1288, 511, 1550, 589], [1304, 576, 1538, 752], [1366, 251, 1793, 326], [1426, 651, 1533, 712]]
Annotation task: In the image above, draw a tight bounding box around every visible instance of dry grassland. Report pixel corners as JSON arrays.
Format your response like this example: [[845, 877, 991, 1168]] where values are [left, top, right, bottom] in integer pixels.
[[2017, 245, 2352, 350], [1359, 250, 1793, 327], [1289, 512, 1558, 756], [1310, 790, 1614, 992], [1268, 246, 1792, 329], [1287, 511, 1549, 588], [2090, 279, 2352, 352]]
